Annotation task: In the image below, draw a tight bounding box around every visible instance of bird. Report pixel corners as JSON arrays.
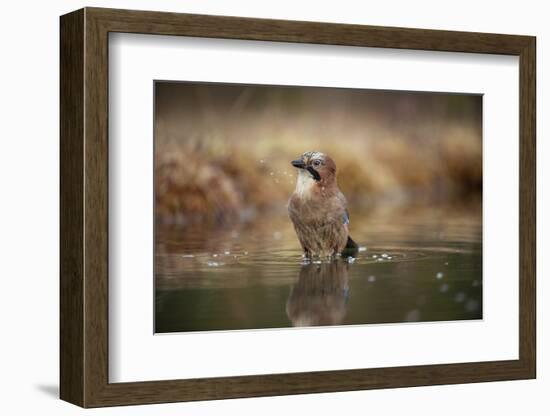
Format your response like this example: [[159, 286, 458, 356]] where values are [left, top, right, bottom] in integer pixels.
[[288, 151, 358, 258]]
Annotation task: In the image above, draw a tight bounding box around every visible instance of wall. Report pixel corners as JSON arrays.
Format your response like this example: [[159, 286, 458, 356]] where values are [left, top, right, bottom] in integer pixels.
[[0, 0, 545, 414]]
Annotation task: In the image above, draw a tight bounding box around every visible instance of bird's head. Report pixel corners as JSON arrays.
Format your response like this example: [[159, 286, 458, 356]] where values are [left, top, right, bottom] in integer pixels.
[[291, 151, 337, 195]]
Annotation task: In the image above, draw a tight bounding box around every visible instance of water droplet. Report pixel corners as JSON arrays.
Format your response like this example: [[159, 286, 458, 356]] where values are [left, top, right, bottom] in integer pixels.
[[358, 246, 367, 252], [436, 272, 444, 279], [243, 251, 248, 255], [381, 253, 389, 258], [444, 262, 449, 266], [207, 261, 222, 267], [213, 254, 218, 258], [224, 251, 230, 255], [372, 254, 378, 258], [347, 257, 356, 264], [465, 299, 480, 312], [454, 292, 466, 303], [368, 275, 376, 282], [181, 254, 194, 258], [405, 309, 421, 322]]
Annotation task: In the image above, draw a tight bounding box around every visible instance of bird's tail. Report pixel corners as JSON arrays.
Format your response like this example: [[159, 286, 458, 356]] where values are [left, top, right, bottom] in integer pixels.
[[345, 236, 358, 250], [342, 236, 359, 257]]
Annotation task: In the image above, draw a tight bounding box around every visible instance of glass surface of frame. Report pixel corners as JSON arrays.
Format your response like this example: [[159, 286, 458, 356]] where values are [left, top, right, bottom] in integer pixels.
[[109, 33, 519, 383]]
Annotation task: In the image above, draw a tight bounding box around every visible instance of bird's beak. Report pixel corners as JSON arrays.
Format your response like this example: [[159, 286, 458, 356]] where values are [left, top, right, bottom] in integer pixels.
[[291, 159, 306, 169]]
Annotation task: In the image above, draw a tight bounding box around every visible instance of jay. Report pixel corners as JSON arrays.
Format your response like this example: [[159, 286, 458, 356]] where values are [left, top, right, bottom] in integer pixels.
[[288, 151, 358, 258]]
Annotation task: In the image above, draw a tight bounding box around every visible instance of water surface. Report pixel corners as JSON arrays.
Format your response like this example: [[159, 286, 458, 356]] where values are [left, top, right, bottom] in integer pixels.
[[155, 208, 482, 333]]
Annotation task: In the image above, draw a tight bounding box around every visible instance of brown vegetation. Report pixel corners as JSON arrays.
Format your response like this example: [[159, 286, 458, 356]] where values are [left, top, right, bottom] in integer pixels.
[[155, 83, 482, 226]]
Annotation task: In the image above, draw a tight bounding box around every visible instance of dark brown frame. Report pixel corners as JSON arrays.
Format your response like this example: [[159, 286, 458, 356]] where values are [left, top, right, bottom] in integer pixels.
[[60, 7, 536, 408]]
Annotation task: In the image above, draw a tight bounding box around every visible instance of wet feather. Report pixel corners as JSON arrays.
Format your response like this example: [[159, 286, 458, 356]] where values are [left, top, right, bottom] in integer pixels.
[[288, 152, 358, 258]]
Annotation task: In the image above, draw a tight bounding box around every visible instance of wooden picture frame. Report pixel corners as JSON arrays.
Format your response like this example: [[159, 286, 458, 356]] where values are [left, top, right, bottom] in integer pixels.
[[60, 7, 536, 408]]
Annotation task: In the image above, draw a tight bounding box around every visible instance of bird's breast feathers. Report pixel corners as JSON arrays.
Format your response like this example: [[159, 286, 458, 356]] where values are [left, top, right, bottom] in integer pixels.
[[288, 190, 347, 226], [294, 169, 317, 199]]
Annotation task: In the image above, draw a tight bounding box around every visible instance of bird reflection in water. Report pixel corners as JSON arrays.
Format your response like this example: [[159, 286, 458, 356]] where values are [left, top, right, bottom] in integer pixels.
[[286, 260, 350, 327]]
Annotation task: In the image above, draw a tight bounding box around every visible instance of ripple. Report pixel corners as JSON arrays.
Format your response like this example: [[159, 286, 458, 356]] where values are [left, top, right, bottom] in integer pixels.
[[156, 243, 467, 279]]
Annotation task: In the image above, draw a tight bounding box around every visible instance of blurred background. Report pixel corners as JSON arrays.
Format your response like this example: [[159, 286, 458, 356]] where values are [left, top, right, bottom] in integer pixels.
[[155, 82, 482, 227]]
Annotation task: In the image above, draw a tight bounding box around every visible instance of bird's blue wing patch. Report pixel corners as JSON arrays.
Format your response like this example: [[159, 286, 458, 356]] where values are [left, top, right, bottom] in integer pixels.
[[343, 210, 350, 225]]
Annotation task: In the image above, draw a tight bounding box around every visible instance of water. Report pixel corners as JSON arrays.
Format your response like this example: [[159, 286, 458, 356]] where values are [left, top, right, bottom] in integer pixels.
[[155, 208, 482, 333]]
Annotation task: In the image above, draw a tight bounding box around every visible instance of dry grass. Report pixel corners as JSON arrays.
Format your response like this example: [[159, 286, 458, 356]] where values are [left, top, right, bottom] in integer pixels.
[[154, 83, 482, 226], [155, 123, 481, 226]]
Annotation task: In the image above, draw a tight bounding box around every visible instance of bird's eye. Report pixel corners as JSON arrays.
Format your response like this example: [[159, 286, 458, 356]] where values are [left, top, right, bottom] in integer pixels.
[[313, 160, 321, 167]]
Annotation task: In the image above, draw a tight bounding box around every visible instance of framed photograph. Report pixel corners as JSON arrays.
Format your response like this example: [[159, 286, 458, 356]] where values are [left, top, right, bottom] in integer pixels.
[[60, 7, 536, 408]]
